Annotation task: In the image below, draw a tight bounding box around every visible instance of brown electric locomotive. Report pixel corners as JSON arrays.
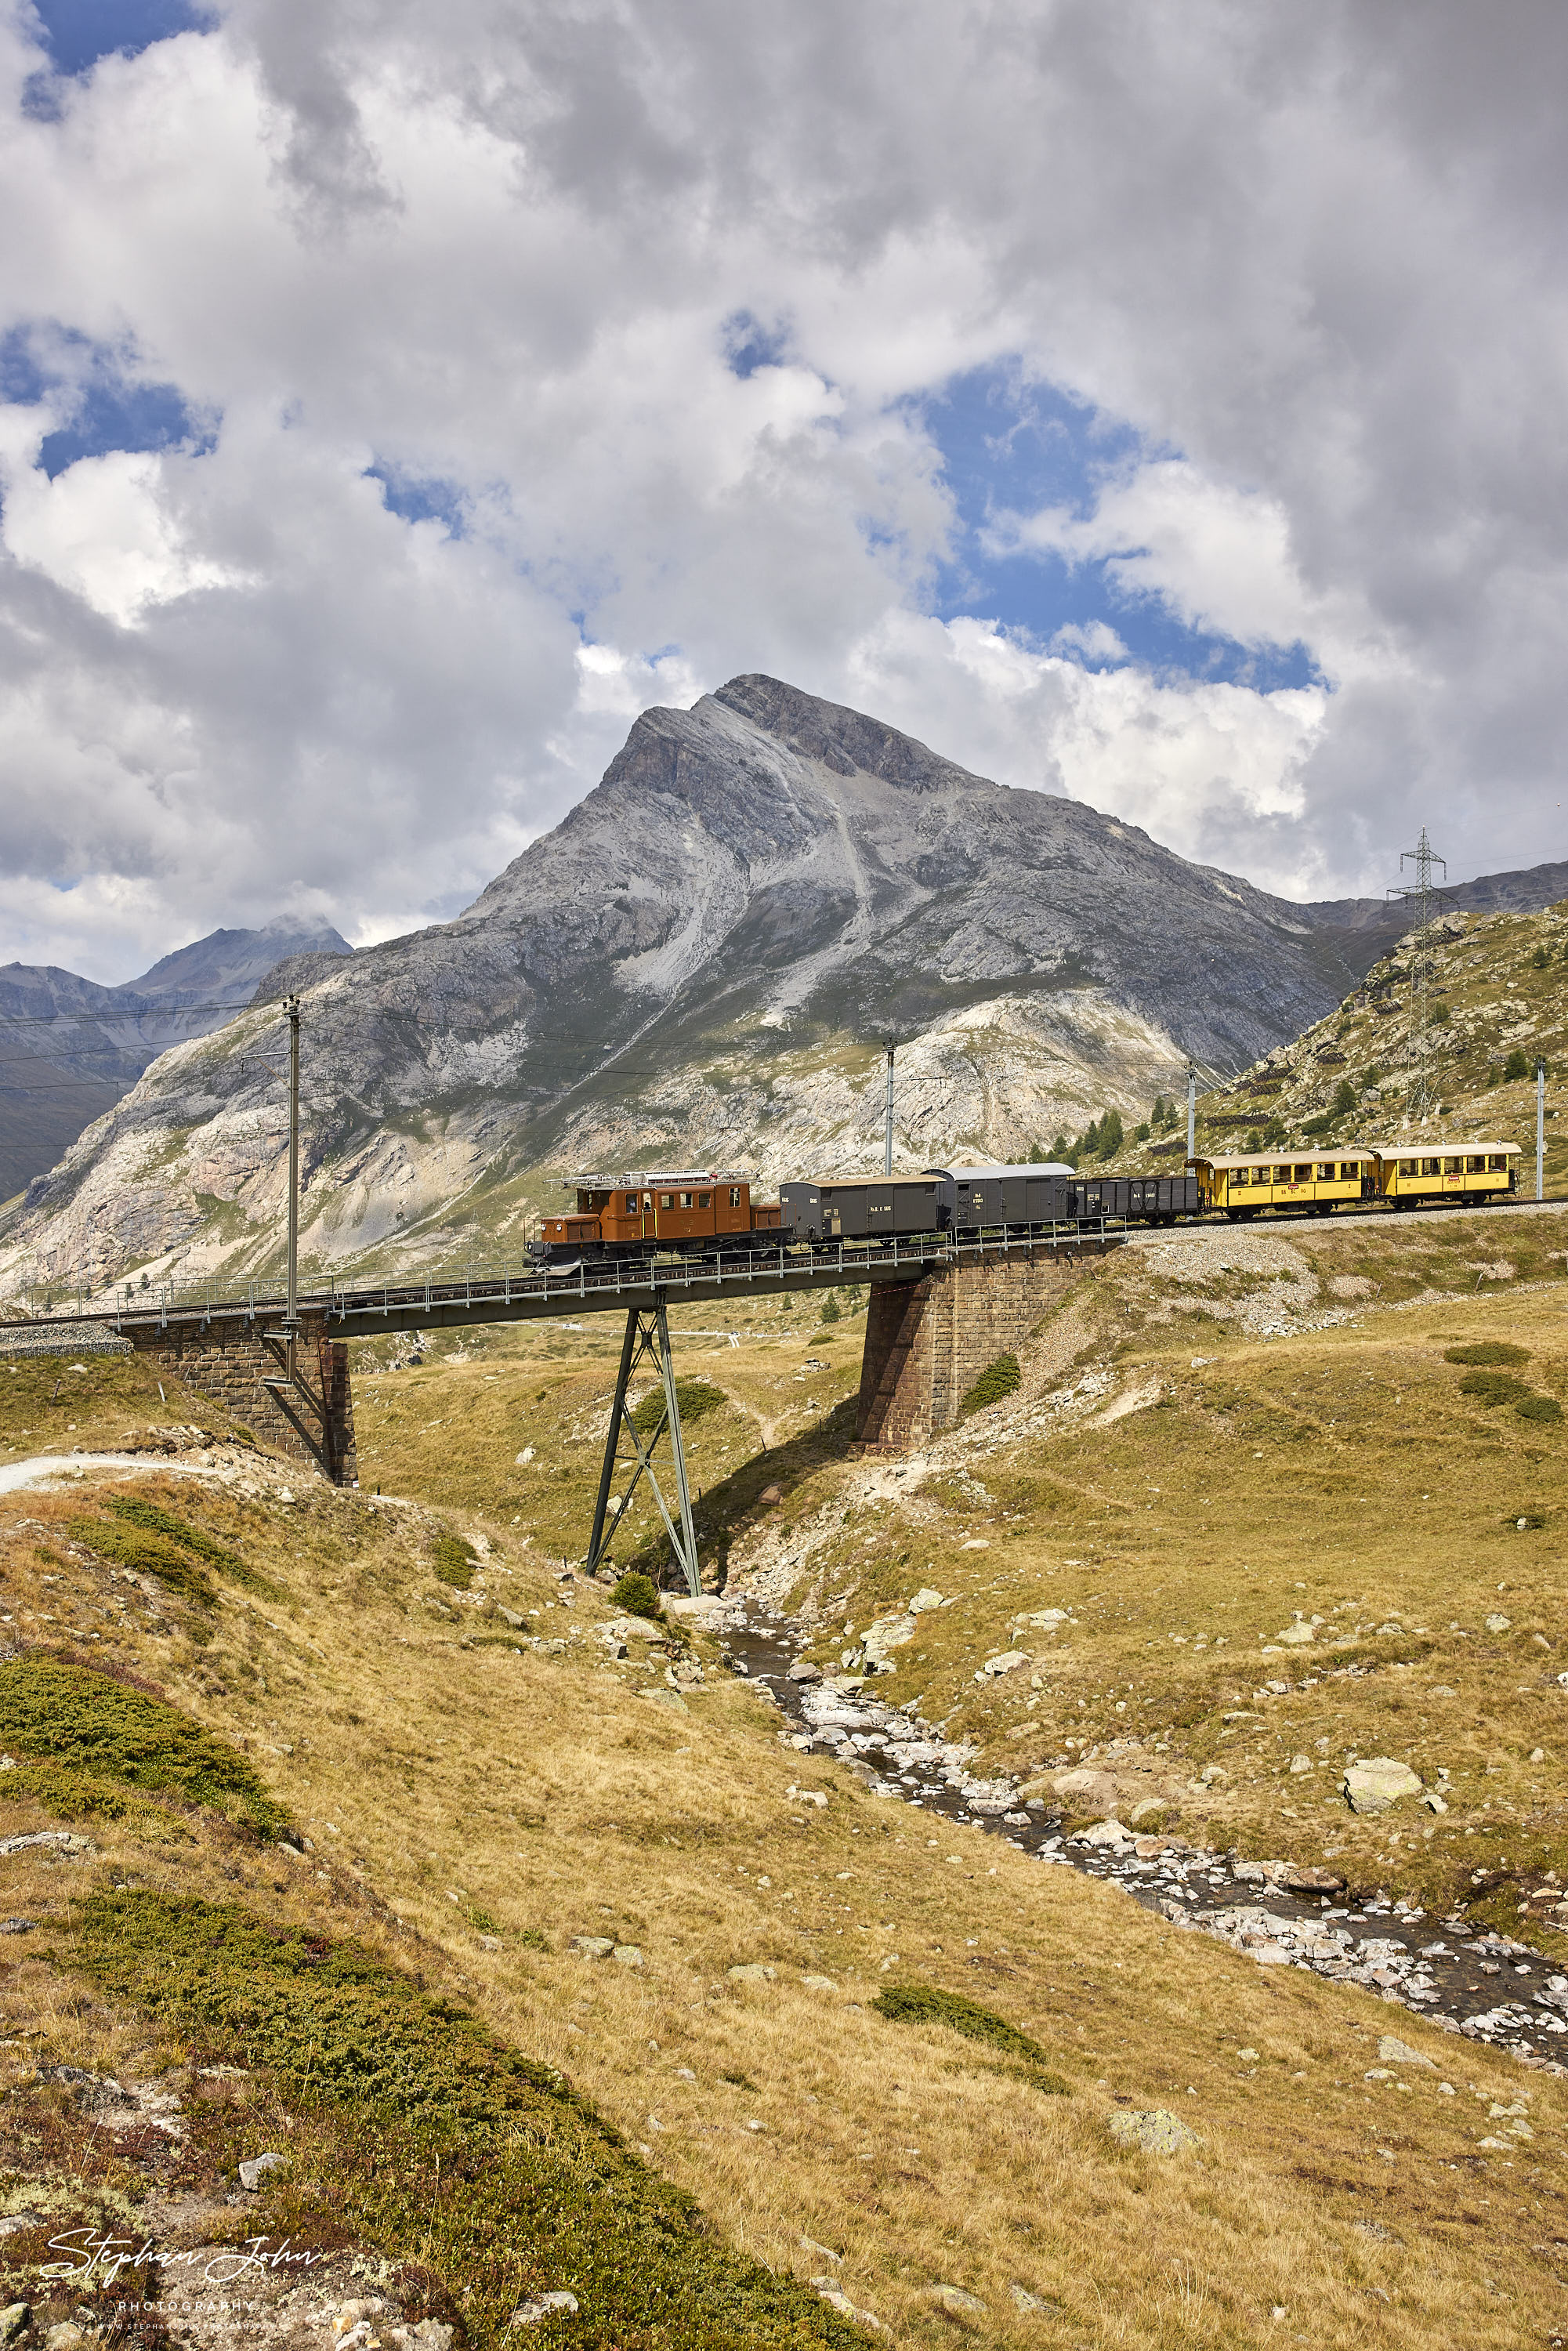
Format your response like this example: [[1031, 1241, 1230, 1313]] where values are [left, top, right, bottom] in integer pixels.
[[534, 1171, 782, 1262]]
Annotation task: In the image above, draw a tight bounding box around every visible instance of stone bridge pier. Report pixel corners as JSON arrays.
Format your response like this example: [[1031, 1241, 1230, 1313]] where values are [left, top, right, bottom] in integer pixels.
[[125, 1313, 358, 1486], [853, 1243, 1113, 1451]]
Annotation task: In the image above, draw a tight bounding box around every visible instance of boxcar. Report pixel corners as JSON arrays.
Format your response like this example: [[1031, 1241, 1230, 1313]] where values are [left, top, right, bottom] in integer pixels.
[[1371, 1143, 1519, 1204], [1193, 1150, 1377, 1219], [940, 1163, 1074, 1231], [779, 1174, 949, 1244]]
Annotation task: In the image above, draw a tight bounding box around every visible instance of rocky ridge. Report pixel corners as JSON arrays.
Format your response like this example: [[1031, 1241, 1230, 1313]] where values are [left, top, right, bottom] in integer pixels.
[[0, 917, 350, 1201]]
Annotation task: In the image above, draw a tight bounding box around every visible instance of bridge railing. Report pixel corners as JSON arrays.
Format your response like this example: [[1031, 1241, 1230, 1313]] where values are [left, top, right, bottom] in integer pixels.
[[5, 1218, 1126, 1334]]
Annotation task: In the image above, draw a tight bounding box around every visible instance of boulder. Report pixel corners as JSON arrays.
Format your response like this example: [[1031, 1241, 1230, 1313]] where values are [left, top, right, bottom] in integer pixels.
[[786, 1658, 821, 1683], [862, 1614, 918, 1670], [909, 1588, 944, 1613], [726, 1963, 776, 1986], [1128, 1799, 1170, 1827], [1048, 1767, 1117, 1819], [974, 1650, 1030, 1681], [801, 1974, 839, 1993], [1378, 2034, 1435, 2069], [238, 2150, 286, 2190], [636, 1688, 688, 1712], [604, 1615, 664, 1643], [611, 1944, 643, 1967], [1078, 1819, 1134, 1851], [1273, 1620, 1316, 1646], [1342, 1759, 1422, 1814], [1108, 2108, 1200, 2155], [569, 1936, 615, 1960], [931, 2284, 988, 2324], [513, 2293, 579, 2326], [1280, 1864, 1345, 1894]]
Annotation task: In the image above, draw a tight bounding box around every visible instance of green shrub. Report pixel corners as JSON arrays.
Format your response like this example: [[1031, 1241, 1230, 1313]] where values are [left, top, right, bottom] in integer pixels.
[[1302, 1113, 1332, 1137], [518, 1927, 549, 1952], [1515, 1395, 1563, 1424], [960, 1353, 1022, 1417], [1432, 1001, 1450, 1023], [1447, 1342, 1531, 1366], [818, 1297, 841, 1324], [73, 1890, 853, 2351], [1361, 1065, 1383, 1089], [1459, 1370, 1533, 1409], [1096, 1109, 1124, 1157], [67, 1517, 215, 1607], [873, 1981, 1067, 2092], [1532, 944, 1550, 969], [0, 1657, 287, 1836], [431, 1533, 478, 1586], [103, 1494, 277, 1595], [1331, 1078, 1357, 1117], [610, 1570, 662, 1621], [1505, 1048, 1531, 1082], [631, 1377, 725, 1436]]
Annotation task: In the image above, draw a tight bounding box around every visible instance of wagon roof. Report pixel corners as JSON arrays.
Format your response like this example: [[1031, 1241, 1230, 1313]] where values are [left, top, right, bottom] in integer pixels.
[[563, 1169, 751, 1190], [1199, 1148, 1379, 1170], [1371, 1141, 1519, 1157], [932, 1162, 1076, 1180]]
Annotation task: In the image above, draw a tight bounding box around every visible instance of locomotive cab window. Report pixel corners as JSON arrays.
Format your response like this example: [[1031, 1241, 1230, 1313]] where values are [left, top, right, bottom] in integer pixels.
[[1488, 1154, 1505, 1169], [660, 1193, 674, 1208], [729, 1187, 742, 1207], [698, 1193, 710, 1208]]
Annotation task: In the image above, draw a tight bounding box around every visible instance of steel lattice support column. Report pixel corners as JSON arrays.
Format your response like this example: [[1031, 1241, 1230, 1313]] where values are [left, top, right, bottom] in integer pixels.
[[585, 1298, 701, 1596]]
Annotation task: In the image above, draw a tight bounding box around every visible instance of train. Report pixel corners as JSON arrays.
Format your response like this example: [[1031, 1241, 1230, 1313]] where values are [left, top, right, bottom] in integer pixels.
[[532, 1140, 1523, 1266]]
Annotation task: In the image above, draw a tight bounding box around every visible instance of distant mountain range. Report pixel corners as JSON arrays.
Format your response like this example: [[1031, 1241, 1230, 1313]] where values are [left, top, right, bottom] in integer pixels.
[[1, 676, 1562, 1299], [0, 918, 350, 1198]]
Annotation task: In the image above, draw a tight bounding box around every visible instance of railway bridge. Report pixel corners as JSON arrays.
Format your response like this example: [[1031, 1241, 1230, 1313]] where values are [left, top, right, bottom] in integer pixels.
[[5, 1225, 1123, 1591]]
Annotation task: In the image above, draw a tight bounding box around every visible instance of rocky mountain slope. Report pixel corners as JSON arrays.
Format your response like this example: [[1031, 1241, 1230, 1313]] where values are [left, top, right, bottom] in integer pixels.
[[0, 674, 1559, 1301], [1114, 897, 1568, 1188], [0, 916, 350, 1200]]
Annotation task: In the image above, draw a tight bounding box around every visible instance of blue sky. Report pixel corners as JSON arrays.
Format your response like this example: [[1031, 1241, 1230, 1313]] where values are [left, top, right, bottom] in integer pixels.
[[27, 0, 212, 80], [0, 324, 212, 475], [911, 364, 1319, 691]]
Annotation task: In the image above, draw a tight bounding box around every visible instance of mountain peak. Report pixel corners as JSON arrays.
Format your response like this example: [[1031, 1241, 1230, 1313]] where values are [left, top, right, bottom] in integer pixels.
[[711, 672, 975, 790]]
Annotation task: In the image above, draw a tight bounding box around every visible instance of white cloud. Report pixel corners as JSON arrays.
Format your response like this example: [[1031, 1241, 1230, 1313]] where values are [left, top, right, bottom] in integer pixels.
[[2, 447, 244, 624], [0, 1, 1564, 976]]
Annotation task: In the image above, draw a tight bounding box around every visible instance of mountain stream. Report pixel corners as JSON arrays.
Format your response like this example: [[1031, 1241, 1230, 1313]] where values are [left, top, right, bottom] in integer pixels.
[[718, 1602, 1568, 2075]]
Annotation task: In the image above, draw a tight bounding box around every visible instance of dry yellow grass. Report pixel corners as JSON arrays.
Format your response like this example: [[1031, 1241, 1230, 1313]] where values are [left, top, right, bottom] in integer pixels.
[[0, 1302, 1563, 2342]]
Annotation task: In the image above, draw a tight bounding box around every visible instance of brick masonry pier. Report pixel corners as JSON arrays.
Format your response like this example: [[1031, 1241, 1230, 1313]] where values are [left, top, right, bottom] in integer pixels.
[[125, 1313, 358, 1487], [854, 1243, 1112, 1450]]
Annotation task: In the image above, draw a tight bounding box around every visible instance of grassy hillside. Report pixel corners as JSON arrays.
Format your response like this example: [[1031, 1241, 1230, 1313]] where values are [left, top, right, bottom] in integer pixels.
[[3, 1217, 1567, 2348], [1082, 897, 1568, 1185]]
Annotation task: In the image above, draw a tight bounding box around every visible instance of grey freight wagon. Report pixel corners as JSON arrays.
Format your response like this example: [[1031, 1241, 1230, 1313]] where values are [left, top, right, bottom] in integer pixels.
[[779, 1175, 949, 1242], [941, 1162, 1074, 1231]]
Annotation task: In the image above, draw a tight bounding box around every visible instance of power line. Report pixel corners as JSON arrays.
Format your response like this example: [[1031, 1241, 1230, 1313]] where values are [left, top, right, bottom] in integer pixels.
[[0, 1002, 256, 1024]]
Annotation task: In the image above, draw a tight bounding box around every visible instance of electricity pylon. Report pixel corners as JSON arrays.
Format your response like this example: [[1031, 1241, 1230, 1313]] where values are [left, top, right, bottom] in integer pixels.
[[1385, 828, 1454, 1122]]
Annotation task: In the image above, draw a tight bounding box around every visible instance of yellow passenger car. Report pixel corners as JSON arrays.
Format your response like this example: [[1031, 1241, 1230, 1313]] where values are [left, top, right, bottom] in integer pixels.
[[1371, 1143, 1519, 1204], [1193, 1150, 1377, 1219]]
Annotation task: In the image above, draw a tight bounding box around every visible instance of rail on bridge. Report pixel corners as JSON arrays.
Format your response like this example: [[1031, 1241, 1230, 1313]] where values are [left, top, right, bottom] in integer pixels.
[[4, 1223, 1125, 1591]]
